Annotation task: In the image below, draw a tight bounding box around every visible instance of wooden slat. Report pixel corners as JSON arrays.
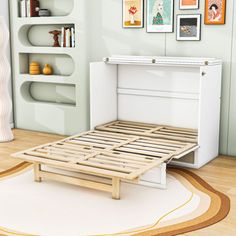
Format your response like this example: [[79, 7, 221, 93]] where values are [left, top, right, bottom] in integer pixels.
[[80, 134, 120, 143], [89, 158, 140, 169], [98, 154, 152, 164], [154, 130, 197, 139], [133, 140, 178, 151], [113, 123, 151, 130], [123, 143, 173, 154], [157, 128, 197, 136], [115, 147, 168, 158]]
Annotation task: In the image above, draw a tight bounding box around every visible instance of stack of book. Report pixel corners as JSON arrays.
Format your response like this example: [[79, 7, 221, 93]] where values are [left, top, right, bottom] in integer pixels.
[[20, 0, 40, 17], [61, 27, 75, 48]]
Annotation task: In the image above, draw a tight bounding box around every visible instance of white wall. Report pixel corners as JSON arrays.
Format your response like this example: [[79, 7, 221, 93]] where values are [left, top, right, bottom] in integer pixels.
[[0, 0, 13, 127], [88, 0, 236, 156]]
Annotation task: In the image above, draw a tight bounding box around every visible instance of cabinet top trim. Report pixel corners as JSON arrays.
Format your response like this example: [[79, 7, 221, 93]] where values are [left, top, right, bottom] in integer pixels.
[[103, 56, 222, 67]]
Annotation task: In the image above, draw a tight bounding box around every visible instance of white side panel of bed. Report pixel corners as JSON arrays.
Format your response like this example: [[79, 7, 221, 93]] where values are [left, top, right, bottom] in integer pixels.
[[90, 62, 118, 129], [196, 65, 222, 167]]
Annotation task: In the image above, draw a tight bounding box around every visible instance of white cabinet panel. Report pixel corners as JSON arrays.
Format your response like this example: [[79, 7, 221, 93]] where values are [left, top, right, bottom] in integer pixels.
[[118, 94, 199, 129], [118, 65, 200, 94]]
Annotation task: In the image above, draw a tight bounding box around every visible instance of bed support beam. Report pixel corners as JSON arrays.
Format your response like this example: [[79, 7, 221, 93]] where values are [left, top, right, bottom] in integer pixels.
[[33, 167, 122, 199]]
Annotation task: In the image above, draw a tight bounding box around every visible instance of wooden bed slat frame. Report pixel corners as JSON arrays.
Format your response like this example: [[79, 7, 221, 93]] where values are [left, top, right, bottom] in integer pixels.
[[12, 121, 198, 199], [96, 120, 198, 143]]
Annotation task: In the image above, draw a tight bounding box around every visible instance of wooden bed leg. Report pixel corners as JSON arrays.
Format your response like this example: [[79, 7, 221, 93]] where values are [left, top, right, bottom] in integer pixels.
[[112, 177, 120, 200], [34, 163, 42, 182]]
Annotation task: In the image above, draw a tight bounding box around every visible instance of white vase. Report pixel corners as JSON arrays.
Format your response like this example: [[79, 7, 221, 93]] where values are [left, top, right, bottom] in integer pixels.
[[130, 15, 135, 24], [0, 16, 14, 142]]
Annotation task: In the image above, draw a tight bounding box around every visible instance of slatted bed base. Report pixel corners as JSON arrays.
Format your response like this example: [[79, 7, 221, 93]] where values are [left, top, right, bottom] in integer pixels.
[[12, 120, 198, 199]]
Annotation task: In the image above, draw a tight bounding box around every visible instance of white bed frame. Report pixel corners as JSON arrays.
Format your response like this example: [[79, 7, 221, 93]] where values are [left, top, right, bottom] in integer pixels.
[[90, 56, 222, 188]]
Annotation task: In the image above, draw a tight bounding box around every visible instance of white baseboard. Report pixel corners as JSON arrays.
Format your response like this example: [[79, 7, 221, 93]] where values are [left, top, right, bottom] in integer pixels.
[[10, 123, 14, 128]]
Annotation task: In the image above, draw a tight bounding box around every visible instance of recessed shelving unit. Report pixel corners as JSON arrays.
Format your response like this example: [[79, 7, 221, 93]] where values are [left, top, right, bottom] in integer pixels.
[[21, 82, 76, 106], [10, 0, 89, 135], [19, 24, 75, 47]]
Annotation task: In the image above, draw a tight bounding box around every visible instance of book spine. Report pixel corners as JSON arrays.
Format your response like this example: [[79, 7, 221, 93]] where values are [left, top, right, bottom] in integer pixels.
[[20, 1, 27, 18], [30, 0, 40, 17], [26, 0, 30, 17], [61, 27, 64, 47], [65, 28, 71, 47], [71, 28, 75, 48], [63, 27, 67, 48], [35, 0, 40, 17]]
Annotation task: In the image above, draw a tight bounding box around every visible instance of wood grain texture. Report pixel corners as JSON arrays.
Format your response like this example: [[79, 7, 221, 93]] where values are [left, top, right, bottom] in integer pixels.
[[0, 129, 235, 235]]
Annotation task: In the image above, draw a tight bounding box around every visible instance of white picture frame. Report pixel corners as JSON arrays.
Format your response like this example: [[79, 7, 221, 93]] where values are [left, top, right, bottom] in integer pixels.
[[146, 0, 174, 33], [176, 14, 201, 41], [179, 0, 199, 10]]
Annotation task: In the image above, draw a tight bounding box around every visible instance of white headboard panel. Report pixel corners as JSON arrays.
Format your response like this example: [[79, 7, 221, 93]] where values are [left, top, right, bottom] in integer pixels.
[[117, 65, 200, 129]]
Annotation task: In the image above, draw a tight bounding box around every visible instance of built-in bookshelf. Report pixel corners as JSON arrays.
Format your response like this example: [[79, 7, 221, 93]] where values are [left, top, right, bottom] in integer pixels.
[[10, 0, 89, 135]]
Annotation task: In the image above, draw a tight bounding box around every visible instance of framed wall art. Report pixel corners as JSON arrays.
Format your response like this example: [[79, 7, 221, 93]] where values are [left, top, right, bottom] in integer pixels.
[[180, 0, 199, 10], [176, 14, 201, 41], [123, 0, 144, 28], [146, 0, 174, 33], [204, 0, 226, 25]]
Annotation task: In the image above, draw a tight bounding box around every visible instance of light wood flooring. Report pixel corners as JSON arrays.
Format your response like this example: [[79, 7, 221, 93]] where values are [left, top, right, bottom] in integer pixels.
[[0, 129, 235, 236]]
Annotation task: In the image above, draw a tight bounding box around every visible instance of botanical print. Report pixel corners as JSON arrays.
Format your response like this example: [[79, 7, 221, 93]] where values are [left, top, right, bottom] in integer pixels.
[[177, 15, 201, 41], [205, 0, 226, 24], [147, 0, 174, 32], [123, 0, 144, 28], [180, 0, 199, 9]]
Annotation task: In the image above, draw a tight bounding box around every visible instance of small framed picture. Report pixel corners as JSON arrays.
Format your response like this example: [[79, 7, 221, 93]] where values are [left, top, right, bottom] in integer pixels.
[[180, 0, 199, 10], [176, 14, 201, 41], [204, 0, 226, 25], [146, 0, 174, 33], [123, 0, 144, 28]]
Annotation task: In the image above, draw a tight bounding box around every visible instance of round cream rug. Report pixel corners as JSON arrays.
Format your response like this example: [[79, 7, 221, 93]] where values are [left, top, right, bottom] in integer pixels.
[[0, 163, 230, 236]]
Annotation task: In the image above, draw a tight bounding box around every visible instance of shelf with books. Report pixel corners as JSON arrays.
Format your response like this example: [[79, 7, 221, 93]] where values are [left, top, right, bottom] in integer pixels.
[[18, 0, 74, 18], [18, 23, 76, 48]]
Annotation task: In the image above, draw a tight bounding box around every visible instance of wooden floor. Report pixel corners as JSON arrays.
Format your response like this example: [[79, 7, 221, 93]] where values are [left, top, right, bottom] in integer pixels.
[[0, 129, 235, 236]]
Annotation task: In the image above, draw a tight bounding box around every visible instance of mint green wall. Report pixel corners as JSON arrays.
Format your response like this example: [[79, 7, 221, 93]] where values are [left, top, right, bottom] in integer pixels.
[[88, 0, 236, 156]]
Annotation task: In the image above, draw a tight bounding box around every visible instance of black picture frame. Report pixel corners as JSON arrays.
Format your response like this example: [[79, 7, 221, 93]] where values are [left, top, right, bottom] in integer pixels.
[[176, 14, 202, 41]]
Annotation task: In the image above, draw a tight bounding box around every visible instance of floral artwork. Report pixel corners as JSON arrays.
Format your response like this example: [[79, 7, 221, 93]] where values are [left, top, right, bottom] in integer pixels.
[[177, 14, 201, 41], [205, 0, 226, 24], [123, 0, 144, 28], [147, 0, 174, 33], [180, 0, 199, 10]]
